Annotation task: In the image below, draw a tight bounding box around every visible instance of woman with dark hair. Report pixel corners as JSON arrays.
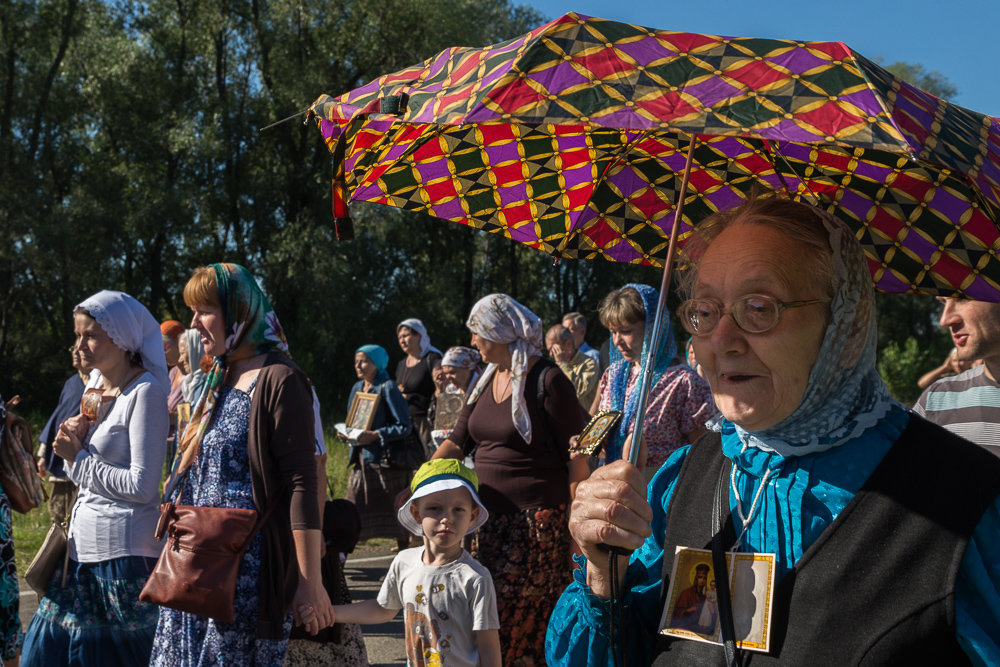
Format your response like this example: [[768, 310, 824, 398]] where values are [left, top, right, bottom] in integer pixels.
[[345, 344, 414, 551], [151, 263, 331, 665], [395, 318, 442, 460], [431, 293, 589, 665], [594, 284, 716, 478], [547, 196, 1000, 664], [22, 290, 169, 667]]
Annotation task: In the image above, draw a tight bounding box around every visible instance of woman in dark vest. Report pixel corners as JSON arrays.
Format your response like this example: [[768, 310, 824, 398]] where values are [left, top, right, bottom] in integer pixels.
[[546, 196, 1000, 665]]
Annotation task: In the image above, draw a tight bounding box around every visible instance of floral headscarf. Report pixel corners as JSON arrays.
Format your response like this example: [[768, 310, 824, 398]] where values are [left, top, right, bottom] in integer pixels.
[[465, 294, 543, 443], [169, 263, 289, 495], [441, 346, 482, 392], [76, 290, 170, 390], [604, 284, 677, 462], [396, 318, 442, 358], [708, 207, 896, 456]]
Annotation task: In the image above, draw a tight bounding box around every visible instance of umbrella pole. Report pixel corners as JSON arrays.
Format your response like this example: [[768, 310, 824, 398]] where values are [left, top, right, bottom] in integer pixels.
[[625, 135, 697, 468]]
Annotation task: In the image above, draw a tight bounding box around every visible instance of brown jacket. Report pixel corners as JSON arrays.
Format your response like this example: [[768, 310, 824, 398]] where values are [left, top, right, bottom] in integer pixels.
[[247, 351, 320, 639]]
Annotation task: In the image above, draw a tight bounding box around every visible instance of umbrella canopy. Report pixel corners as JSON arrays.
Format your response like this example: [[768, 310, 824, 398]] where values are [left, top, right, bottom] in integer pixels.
[[310, 12, 1000, 301]]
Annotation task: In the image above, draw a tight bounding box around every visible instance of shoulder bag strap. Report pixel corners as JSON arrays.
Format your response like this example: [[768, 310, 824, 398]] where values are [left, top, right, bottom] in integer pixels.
[[712, 460, 741, 667]]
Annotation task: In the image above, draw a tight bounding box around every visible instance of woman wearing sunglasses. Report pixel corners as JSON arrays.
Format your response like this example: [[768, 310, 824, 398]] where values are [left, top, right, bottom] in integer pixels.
[[547, 196, 1000, 664], [22, 290, 169, 667]]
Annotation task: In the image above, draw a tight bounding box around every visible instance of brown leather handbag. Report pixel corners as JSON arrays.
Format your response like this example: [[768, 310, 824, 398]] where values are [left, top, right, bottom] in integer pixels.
[[139, 496, 281, 623]]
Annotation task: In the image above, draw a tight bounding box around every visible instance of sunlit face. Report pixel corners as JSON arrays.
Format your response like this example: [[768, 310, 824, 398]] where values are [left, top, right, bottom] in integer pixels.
[[354, 352, 378, 383], [937, 297, 1000, 371], [71, 346, 89, 372], [470, 332, 510, 368], [398, 326, 422, 357], [190, 304, 227, 357], [608, 318, 645, 364], [177, 337, 191, 374], [691, 223, 829, 432], [410, 486, 479, 551], [441, 365, 472, 391], [74, 312, 127, 375], [546, 333, 575, 364]]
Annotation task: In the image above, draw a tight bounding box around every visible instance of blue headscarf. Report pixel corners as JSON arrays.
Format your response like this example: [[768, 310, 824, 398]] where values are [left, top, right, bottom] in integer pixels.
[[707, 207, 896, 456], [605, 283, 677, 462], [357, 344, 391, 384]]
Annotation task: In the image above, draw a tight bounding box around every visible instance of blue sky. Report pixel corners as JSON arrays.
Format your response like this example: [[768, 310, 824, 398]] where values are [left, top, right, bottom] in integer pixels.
[[525, 0, 999, 117]]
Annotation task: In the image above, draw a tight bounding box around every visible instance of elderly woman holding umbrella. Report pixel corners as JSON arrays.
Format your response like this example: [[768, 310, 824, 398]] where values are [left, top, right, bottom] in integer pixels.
[[431, 294, 589, 665], [546, 196, 1000, 664]]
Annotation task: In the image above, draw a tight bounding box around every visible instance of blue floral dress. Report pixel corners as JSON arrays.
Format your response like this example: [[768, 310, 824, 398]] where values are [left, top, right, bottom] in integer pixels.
[[151, 383, 293, 666]]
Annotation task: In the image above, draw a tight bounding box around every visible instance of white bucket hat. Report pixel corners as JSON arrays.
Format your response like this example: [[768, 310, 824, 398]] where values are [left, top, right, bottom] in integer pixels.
[[398, 458, 489, 536]]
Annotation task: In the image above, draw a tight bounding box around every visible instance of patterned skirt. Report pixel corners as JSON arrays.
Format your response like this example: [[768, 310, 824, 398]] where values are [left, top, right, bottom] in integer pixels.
[[346, 464, 411, 542], [283, 561, 368, 667], [21, 555, 159, 667], [0, 492, 21, 661], [472, 505, 573, 666]]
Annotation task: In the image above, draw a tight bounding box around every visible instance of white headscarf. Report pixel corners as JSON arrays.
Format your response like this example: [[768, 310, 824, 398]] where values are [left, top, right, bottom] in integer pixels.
[[465, 294, 543, 443], [179, 328, 207, 404], [76, 290, 170, 389], [397, 318, 442, 358]]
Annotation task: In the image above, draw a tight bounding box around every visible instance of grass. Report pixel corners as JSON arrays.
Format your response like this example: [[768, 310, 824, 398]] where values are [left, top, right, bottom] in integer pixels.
[[12, 433, 366, 580]]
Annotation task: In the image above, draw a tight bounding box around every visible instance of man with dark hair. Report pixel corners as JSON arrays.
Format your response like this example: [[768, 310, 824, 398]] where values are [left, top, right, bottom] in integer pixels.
[[562, 311, 600, 365], [915, 297, 1000, 456]]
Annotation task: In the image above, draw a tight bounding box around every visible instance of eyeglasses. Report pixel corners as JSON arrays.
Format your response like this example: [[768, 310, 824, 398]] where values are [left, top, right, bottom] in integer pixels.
[[679, 295, 829, 336]]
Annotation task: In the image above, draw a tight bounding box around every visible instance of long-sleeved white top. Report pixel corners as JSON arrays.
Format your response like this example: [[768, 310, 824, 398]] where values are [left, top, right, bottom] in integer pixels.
[[66, 370, 168, 562]]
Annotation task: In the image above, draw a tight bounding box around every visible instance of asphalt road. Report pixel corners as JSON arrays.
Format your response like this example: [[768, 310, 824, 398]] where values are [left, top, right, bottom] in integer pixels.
[[17, 542, 406, 666], [342, 543, 408, 666]]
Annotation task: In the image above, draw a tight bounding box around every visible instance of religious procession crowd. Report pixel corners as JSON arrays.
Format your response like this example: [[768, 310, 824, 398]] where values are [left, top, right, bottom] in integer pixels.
[[0, 196, 999, 667]]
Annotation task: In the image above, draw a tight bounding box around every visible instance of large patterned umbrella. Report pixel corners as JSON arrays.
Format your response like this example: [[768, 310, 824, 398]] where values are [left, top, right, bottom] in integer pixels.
[[309, 12, 1000, 300]]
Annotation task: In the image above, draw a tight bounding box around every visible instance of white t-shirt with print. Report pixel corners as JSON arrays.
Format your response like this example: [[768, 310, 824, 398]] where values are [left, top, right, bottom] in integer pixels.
[[378, 547, 498, 667]]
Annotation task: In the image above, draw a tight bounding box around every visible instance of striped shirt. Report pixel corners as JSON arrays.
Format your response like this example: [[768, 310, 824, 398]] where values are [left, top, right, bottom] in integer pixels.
[[914, 365, 1000, 456]]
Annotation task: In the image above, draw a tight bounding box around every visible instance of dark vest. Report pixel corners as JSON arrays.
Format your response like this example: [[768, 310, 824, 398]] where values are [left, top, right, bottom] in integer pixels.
[[651, 415, 1000, 666]]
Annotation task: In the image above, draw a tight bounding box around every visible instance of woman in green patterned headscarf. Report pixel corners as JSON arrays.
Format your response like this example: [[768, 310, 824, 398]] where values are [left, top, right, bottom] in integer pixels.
[[153, 263, 331, 666]]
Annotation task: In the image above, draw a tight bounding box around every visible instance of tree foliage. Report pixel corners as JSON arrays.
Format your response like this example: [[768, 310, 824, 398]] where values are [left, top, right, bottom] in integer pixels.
[[0, 0, 656, 419], [0, 3, 961, 419]]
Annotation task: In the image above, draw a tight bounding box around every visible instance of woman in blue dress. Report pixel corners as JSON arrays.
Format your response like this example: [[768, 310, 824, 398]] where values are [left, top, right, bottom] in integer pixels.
[[151, 263, 332, 666]]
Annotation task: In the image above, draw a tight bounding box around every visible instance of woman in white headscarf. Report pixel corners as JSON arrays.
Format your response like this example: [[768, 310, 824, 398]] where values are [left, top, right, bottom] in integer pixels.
[[395, 318, 442, 459], [178, 328, 207, 405], [430, 294, 589, 665], [22, 290, 169, 667]]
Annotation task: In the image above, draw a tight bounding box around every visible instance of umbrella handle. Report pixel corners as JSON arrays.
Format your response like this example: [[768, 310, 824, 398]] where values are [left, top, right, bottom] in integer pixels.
[[625, 135, 697, 469]]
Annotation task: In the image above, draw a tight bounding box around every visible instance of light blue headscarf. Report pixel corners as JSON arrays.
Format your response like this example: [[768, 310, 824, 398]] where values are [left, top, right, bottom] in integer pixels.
[[708, 207, 897, 456], [357, 344, 391, 384], [605, 283, 677, 462]]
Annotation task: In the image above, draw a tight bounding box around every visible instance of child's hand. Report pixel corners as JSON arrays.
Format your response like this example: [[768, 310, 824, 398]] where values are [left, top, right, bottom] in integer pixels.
[[295, 603, 317, 631]]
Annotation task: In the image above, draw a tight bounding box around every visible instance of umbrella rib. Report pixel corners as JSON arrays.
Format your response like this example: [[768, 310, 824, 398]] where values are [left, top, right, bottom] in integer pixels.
[[763, 140, 823, 207], [554, 129, 653, 256]]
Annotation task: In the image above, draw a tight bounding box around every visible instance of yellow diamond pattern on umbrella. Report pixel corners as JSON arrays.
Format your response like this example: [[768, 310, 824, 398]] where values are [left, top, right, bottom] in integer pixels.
[[312, 12, 1000, 299]]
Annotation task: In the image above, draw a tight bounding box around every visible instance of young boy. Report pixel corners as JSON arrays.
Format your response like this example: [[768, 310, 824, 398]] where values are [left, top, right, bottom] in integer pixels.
[[331, 458, 501, 666]]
